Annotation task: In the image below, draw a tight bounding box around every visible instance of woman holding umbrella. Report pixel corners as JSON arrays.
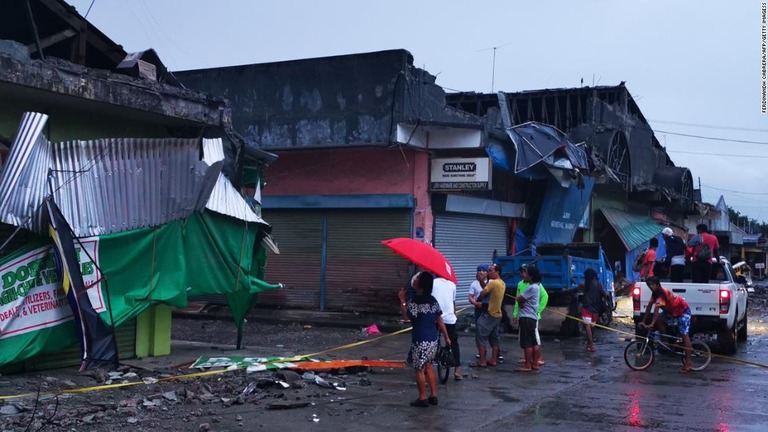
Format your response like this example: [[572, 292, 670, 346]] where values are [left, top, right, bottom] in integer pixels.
[[402, 271, 451, 407]]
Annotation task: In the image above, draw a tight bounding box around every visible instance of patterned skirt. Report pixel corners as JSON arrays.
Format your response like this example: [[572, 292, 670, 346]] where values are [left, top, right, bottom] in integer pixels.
[[407, 339, 438, 370]]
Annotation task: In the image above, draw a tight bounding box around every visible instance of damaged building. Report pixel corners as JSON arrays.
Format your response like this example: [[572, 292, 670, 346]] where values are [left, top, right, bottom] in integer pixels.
[[0, 0, 279, 370], [447, 84, 696, 278], [176, 49, 609, 312]]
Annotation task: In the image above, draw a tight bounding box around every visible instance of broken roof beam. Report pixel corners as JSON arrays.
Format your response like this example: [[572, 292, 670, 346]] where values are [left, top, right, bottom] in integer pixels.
[[26, 29, 77, 55], [0, 52, 226, 127]]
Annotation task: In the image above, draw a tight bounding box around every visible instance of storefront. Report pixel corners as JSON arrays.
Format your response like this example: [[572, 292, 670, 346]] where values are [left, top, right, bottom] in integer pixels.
[[433, 212, 509, 307], [260, 196, 413, 313]]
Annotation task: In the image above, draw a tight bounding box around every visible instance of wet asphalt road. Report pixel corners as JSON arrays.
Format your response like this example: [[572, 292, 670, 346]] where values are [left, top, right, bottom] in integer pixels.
[[238, 309, 768, 431]]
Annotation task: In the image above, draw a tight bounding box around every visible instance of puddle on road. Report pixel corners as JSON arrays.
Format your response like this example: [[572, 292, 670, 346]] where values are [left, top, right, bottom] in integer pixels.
[[487, 386, 521, 403]]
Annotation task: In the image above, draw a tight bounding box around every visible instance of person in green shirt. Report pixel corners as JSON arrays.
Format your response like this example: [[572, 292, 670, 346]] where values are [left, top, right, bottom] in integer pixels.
[[513, 265, 548, 366]]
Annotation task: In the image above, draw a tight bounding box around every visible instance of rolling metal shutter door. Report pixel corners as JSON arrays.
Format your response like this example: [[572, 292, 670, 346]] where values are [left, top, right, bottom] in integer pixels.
[[434, 214, 508, 308], [260, 210, 324, 309], [324, 209, 411, 313]]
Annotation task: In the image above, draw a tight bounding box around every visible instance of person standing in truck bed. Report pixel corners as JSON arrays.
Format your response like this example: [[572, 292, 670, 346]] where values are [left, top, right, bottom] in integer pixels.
[[662, 227, 687, 282], [687, 223, 720, 283], [639, 238, 658, 280]]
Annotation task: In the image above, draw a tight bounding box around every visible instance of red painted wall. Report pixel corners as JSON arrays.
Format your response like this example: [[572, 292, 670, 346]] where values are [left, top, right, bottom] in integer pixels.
[[262, 147, 433, 241], [263, 147, 423, 195]]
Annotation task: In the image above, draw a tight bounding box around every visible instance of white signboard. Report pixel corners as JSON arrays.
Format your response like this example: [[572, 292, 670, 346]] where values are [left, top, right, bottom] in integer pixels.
[[0, 240, 103, 339], [755, 263, 765, 269], [430, 157, 491, 191]]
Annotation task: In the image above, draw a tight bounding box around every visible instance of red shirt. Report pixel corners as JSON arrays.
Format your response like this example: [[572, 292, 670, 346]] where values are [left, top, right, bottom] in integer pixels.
[[653, 287, 689, 317], [701, 232, 719, 261], [640, 249, 657, 278]]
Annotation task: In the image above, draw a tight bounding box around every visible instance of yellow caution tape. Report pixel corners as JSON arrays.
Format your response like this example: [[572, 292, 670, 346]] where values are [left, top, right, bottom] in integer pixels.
[[0, 324, 415, 401]]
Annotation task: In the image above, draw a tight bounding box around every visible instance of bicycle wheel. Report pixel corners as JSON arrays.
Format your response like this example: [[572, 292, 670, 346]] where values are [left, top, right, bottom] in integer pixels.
[[685, 341, 712, 371], [624, 341, 655, 371]]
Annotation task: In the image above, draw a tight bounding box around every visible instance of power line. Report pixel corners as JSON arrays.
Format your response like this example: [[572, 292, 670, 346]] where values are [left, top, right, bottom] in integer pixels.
[[667, 150, 768, 158], [649, 119, 768, 133], [655, 130, 768, 145], [701, 183, 768, 196], [84, 0, 96, 18]]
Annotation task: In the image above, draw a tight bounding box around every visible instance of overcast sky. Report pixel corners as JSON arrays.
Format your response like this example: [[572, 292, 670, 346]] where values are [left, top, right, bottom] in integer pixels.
[[69, 0, 767, 224]]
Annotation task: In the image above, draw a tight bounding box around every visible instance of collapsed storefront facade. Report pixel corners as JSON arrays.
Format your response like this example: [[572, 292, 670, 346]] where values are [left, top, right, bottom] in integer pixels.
[[0, 1, 279, 370], [447, 85, 696, 281]]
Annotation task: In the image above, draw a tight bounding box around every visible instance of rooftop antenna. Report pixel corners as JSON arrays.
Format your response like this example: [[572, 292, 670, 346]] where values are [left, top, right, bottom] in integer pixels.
[[477, 41, 514, 92]]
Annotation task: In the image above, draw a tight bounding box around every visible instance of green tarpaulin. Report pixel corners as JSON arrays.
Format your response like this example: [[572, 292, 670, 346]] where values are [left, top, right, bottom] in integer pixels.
[[0, 211, 280, 366]]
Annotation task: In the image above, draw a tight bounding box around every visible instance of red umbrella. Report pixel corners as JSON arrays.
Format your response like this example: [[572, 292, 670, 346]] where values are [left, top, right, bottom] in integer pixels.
[[381, 238, 457, 283]]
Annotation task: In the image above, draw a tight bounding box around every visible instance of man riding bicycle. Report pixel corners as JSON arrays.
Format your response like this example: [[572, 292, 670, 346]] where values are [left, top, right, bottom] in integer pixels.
[[638, 276, 694, 373]]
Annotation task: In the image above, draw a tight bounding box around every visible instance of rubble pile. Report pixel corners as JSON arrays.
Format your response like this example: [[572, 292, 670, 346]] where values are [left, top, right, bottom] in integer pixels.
[[0, 363, 377, 431]]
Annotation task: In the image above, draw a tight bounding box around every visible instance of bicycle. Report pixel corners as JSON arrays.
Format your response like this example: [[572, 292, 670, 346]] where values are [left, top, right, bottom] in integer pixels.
[[435, 338, 455, 384], [623, 329, 712, 371]]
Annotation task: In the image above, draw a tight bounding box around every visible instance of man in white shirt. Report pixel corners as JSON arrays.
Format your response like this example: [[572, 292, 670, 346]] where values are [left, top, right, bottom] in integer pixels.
[[432, 277, 463, 380]]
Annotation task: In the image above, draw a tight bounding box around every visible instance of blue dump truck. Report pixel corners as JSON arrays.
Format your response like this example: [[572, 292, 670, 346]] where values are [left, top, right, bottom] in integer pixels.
[[495, 242, 615, 336]]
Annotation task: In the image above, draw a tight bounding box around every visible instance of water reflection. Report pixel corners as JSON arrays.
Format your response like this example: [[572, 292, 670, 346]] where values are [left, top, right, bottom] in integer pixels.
[[627, 394, 642, 427]]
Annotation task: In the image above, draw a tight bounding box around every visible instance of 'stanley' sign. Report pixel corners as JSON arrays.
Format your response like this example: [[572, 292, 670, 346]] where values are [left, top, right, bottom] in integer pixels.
[[430, 157, 491, 190]]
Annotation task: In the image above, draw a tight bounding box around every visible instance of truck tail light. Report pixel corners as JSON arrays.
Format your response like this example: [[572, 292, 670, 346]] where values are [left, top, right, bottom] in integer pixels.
[[632, 286, 641, 312], [719, 289, 731, 314]]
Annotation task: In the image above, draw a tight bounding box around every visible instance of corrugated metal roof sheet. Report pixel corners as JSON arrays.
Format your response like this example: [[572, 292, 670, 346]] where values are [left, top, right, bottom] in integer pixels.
[[0, 112, 50, 230], [600, 207, 663, 251], [202, 138, 267, 224], [0, 112, 268, 237]]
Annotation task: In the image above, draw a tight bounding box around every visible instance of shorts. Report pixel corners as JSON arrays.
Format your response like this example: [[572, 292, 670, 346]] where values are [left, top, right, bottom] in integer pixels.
[[664, 307, 692, 335], [582, 309, 599, 324], [475, 312, 501, 347], [519, 317, 538, 349]]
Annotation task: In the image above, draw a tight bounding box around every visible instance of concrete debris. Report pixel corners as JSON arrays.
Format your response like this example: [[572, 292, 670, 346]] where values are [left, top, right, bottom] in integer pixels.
[[242, 382, 257, 395], [127, 417, 138, 424], [276, 370, 302, 383], [314, 376, 335, 389], [199, 423, 210, 431], [162, 391, 178, 402], [266, 400, 311, 410], [0, 405, 21, 415]]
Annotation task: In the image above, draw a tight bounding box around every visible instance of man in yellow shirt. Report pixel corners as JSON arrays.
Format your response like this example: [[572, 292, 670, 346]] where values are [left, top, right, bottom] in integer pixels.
[[472, 263, 506, 367]]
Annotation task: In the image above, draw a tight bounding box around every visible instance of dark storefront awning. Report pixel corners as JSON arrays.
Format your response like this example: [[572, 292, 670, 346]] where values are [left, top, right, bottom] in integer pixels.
[[600, 208, 664, 251]]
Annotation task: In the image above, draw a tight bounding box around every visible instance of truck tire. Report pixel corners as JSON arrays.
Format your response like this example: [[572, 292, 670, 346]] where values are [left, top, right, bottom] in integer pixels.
[[737, 313, 748, 342], [598, 298, 613, 327], [718, 314, 738, 355]]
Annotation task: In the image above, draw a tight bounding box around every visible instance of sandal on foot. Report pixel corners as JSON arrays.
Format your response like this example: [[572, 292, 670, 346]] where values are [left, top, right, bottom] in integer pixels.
[[454, 374, 464, 381], [428, 396, 438, 406], [469, 362, 487, 368], [538, 360, 546, 366], [487, 362, 497, 367], [586, 346, 596, 352], [410, 399, 429, 407], [514, 367, 533, 372], [680, 368, 692, 374]]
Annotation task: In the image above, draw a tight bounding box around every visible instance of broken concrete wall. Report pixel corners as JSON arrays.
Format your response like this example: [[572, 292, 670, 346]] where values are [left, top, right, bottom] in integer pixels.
[[175, 49, 480, 150]]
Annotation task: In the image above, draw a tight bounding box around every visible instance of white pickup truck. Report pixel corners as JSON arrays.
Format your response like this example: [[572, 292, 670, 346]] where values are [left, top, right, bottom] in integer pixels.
[[632, 258, 748, 354]]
